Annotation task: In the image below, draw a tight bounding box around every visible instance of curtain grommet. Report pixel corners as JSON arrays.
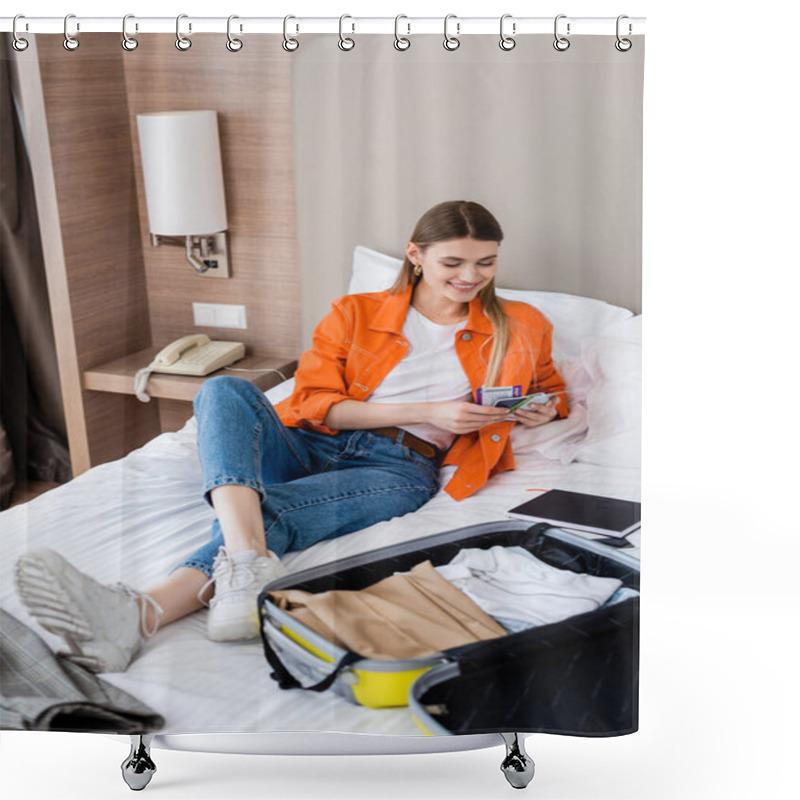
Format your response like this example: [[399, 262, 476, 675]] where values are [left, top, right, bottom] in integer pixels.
[[553, 14, 570, 52], [615, 15, 633, 51], [394, 15, 411, 51], [12, 15, 29, 51], [63, 14, 80, 51], [282, 15, 300, 51], [176, 14, 192, 51], [338, 14, 355, 51], [122, 14, 139, 51], [443, 14, 460, 51], [499, 14, 516, 51], [226, 15, 243, 52]]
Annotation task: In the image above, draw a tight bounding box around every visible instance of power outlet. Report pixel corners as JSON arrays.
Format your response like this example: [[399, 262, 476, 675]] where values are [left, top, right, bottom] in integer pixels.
[[192, 303, 247, 329]]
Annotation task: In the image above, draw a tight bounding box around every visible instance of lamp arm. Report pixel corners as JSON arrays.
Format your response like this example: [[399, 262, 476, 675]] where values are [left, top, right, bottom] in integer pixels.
[[185, 236, 210, 273]]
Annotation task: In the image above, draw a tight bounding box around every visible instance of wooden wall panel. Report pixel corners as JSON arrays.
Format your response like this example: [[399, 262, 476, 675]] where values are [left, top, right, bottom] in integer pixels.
[[32, 34, 159, 473], [122, 35, 301, 359], [21, 33, 301, 473]]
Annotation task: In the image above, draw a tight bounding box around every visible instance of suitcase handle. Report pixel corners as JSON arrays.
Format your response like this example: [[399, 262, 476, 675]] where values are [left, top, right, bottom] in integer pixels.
[[259, 612, 362, 692]]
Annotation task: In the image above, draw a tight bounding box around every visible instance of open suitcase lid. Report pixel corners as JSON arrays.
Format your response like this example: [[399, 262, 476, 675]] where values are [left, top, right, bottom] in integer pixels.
[[408, 591, 639, 737]]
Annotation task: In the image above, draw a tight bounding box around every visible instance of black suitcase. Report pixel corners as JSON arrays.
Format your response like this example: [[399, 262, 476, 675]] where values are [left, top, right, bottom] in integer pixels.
[[258, 520, 639, 736]]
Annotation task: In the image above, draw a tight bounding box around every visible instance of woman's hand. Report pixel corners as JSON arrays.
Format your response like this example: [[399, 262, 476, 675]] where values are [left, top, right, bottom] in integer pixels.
[[510, 399, 559, 428], [425, 401, 509, 434]]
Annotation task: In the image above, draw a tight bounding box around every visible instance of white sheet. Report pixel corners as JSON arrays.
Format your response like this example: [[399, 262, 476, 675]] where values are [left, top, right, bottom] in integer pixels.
[[0, 381, 640, 735]]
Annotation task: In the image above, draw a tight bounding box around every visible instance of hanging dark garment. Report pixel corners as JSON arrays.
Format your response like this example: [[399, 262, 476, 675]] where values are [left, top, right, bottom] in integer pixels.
[[0, 38, 71, 508]]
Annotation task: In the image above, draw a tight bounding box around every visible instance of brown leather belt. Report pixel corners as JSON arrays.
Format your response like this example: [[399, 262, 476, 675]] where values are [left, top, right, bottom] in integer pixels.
[[371, 426, 445, 464]]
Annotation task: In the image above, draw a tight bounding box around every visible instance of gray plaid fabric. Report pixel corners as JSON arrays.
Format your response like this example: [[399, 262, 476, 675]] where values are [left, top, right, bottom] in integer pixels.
[[1, 609, 164, 732]]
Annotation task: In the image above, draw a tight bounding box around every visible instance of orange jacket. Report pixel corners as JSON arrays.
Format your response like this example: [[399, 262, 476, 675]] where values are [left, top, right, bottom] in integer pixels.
[[275, 285, 568, 500]]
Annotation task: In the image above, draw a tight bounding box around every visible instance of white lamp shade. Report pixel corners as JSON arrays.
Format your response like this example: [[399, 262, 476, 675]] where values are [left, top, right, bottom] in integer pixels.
[[136, 110, 228, 236]]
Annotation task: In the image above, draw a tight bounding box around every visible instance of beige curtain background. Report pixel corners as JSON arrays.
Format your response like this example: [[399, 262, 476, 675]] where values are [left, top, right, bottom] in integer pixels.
[[292, 34, 644, 345], [0, 37, 70, 508]]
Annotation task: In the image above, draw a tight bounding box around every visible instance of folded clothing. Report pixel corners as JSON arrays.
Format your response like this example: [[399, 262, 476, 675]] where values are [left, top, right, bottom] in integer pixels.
[[268, 560, 507, 661], [435, 546, 622, 633], [0, 609, 164, 732], [268, 546, 625, 660]]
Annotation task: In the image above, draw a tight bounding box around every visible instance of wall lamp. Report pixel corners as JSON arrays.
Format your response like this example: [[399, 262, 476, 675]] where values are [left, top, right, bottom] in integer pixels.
[[136, 110, 230, 277]]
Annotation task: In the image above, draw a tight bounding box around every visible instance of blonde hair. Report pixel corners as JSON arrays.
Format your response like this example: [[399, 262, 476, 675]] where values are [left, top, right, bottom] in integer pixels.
[[390, 201, 510, 386]]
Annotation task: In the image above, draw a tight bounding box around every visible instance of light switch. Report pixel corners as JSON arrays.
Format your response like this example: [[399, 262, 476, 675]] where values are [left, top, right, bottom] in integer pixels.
[[193, 303, 247, 329]]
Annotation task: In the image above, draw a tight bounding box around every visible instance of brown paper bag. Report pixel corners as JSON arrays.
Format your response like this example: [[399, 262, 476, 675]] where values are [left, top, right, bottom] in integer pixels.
[[268, 560, 507, 660]]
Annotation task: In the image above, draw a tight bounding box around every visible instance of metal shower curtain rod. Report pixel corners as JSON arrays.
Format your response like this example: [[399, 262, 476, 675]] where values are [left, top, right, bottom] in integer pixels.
[[1, 15, 646, 36]]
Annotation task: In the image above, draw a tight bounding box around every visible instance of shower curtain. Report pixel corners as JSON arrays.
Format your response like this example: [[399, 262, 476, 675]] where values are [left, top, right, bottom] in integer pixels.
[[1, 18, 643, 749]]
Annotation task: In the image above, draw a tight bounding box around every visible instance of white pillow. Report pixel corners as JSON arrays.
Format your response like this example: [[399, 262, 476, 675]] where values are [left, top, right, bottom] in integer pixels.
[[561, 316, 642, 469], [494, 288, 633, 361], [348, 246, 634, 360], [556, 357, 593, 407], [348, 245, 405, 294], [264, 376, 296, 405]]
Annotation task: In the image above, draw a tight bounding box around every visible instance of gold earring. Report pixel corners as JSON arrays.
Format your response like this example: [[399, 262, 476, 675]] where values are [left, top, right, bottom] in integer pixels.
[[413, 263, 422, 276]]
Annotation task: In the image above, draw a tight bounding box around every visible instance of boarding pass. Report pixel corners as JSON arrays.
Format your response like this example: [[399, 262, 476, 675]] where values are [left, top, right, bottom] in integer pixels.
[[475, 385, 523, 406]]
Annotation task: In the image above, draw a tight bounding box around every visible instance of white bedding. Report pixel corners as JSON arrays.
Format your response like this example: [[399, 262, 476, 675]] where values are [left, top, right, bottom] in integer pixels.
[[0, 379, 640, 735]]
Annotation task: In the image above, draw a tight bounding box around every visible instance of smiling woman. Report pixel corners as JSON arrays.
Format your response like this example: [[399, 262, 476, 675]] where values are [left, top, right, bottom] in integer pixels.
[[392, 202, 511, 390], [408, 239, 499, 322], [289, 200, 569, 499], [412, 242, 497, 310]]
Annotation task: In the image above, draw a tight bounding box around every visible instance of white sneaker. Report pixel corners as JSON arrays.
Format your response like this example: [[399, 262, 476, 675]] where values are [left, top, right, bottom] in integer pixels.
[[14, 549, 162, 674], [204, 548, 287, 642]]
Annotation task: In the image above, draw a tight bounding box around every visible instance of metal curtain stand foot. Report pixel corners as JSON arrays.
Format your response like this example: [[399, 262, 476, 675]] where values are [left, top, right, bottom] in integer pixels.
[[500, 733, 535, 789], [117, 733, 533, 790], [121, 734, 157, 791]]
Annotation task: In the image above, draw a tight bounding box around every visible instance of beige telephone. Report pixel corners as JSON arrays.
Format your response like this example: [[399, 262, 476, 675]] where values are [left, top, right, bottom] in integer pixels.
[[134, 334, 245, 402]]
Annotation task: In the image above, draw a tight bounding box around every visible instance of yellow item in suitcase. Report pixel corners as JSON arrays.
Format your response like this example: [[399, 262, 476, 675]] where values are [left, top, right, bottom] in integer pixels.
[[261, 605, 444, 708]]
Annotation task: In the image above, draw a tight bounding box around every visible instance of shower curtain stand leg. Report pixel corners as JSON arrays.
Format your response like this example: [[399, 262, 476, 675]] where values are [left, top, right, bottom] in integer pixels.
[[499, 733, 535, 789], [121, 734, 157, 791]]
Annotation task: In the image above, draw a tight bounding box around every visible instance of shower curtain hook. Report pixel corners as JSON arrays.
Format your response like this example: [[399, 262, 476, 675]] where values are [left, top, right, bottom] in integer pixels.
[[226, 15, 243, 52], [553, 14, 571, 51], [122, 15, 139, 51], [338, 14, 355, 51], [394, 15, 411, 51], [615, 15, 633, 52], [283, 15, 299, 51], [63, 14, 80, 51], [176, 14, 192, 51], [12, 15, 29, 51], [443, 14, 460, 51], [499, 14, 516, 51]]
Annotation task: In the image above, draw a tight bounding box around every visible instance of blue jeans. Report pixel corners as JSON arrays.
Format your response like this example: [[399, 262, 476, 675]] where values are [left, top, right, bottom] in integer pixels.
[[177, 376, 441, 577]]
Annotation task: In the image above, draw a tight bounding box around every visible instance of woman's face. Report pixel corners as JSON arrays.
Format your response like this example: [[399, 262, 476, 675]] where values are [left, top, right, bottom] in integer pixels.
[[407, 237, 499, 307]]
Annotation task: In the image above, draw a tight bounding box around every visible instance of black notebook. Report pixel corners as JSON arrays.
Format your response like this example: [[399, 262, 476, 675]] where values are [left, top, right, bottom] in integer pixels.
[[508, 489, 641, 538]]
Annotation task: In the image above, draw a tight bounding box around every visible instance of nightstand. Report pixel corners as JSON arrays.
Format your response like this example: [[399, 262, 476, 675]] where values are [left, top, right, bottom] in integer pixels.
[[82, 348, 298, 456]]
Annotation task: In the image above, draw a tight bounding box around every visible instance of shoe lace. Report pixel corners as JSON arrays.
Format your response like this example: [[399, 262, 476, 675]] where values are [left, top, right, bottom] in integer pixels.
[[197, 577, 214, 608], [197, 547, 260, 608], [113, 584, 164, 639]]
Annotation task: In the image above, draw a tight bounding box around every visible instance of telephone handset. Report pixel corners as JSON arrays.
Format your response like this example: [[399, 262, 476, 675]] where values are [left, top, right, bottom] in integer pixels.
[[134, 334, 245, 402], [153, 334, 211, 368], [151, 334, 244, 373]]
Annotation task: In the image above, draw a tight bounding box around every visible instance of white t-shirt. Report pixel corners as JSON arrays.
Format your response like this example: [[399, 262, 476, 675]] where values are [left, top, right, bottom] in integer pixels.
[[436, 546, 623, 632], [366, 306, 473, 449]]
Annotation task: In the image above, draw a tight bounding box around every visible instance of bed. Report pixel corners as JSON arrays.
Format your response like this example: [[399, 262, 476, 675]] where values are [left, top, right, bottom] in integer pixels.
[[0, 252, 641, 788]]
